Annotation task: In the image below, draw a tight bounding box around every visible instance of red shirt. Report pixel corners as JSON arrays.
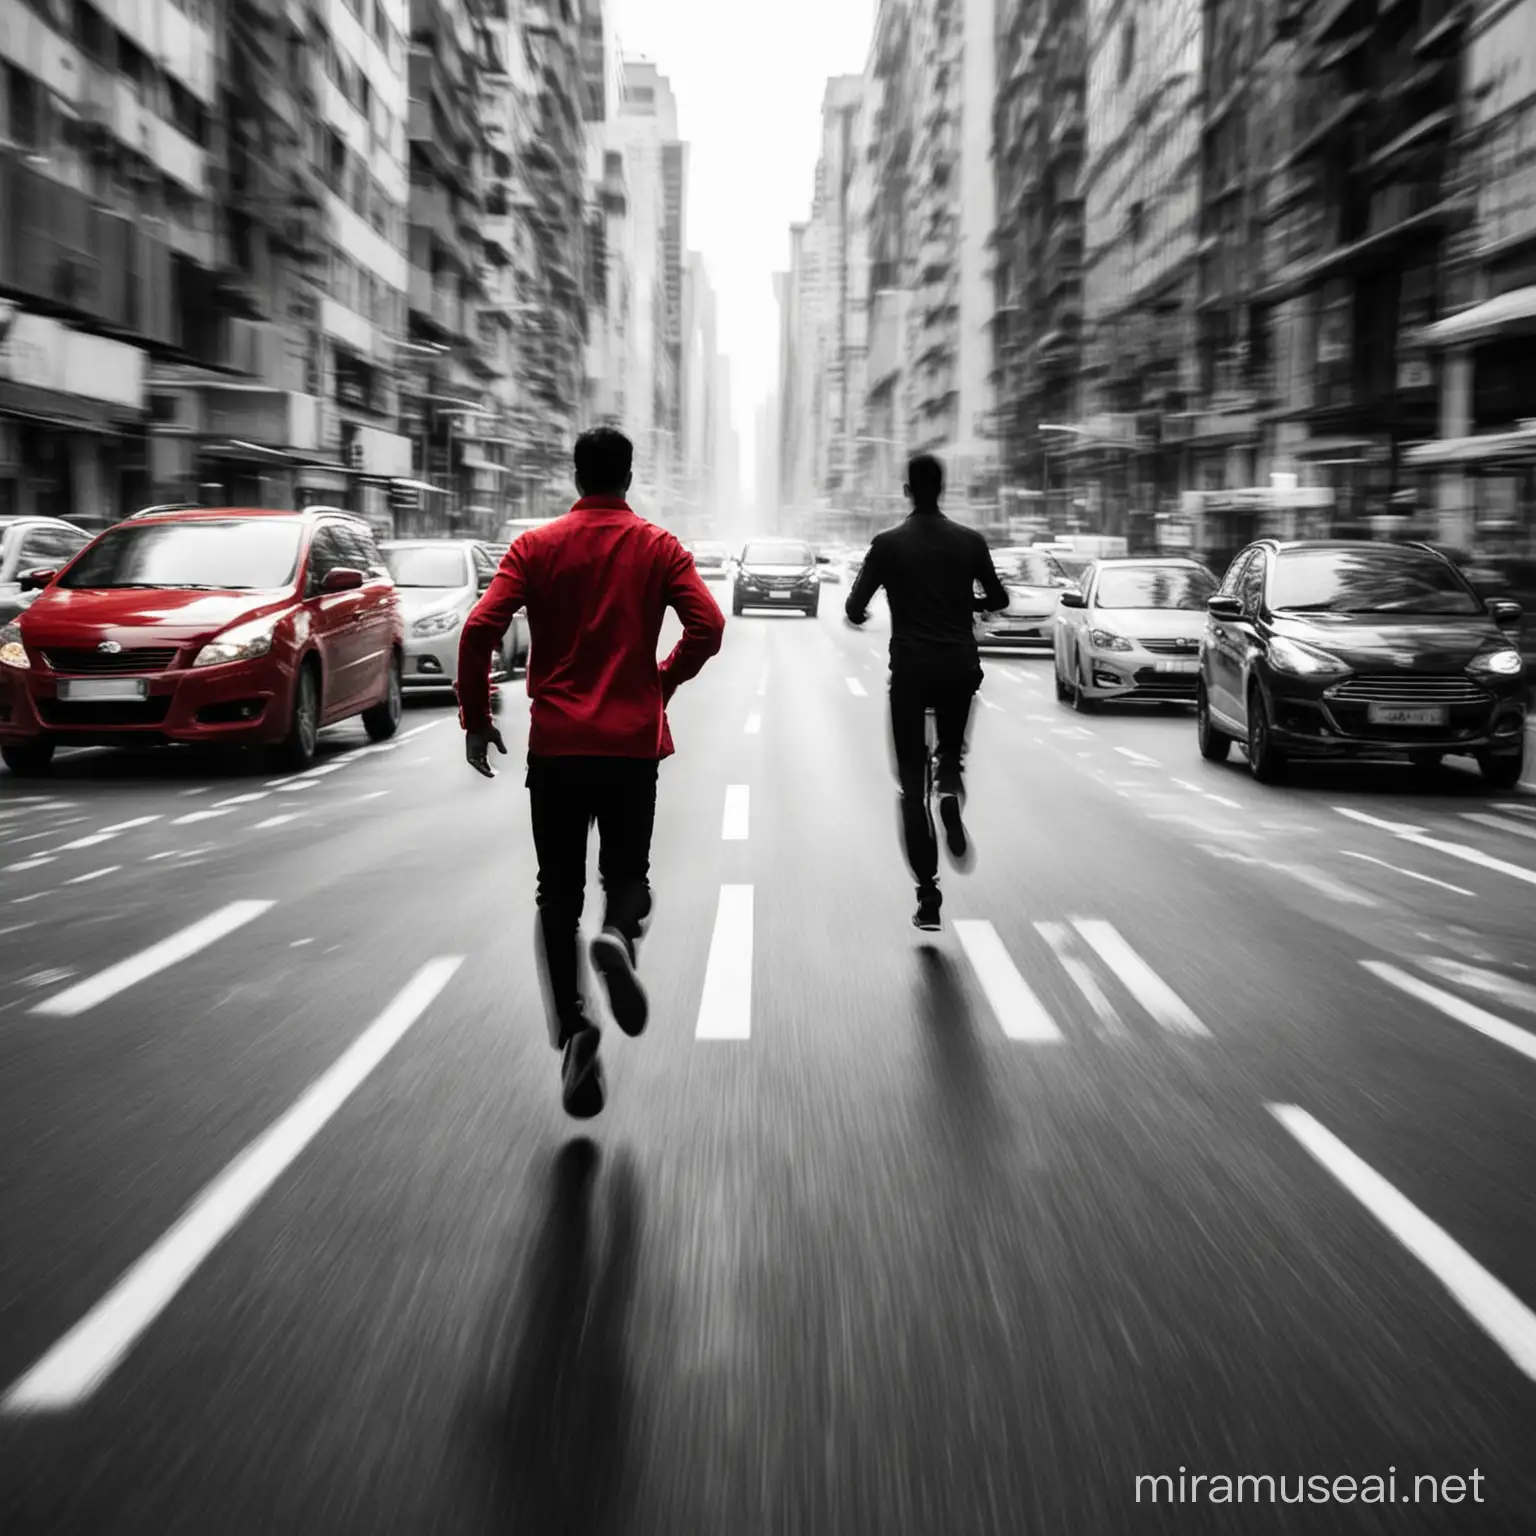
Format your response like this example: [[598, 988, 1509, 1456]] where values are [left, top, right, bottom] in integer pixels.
[[456, 496, 725, 758]]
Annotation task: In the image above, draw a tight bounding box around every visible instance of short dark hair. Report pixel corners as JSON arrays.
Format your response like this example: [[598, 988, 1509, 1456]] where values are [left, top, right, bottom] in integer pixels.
[[907, 453, 944, 502], [574, 427, 633, 495]]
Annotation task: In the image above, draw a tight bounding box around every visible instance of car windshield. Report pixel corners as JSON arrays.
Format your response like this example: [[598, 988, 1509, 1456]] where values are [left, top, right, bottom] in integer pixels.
[[1095, 565, 1217, 610], [1271, 548, 1482, 615], [58, 521, 303, 591], [743, 542, 813, 566], [999, 551, 1070, 587], [384, 545, 468, 588]]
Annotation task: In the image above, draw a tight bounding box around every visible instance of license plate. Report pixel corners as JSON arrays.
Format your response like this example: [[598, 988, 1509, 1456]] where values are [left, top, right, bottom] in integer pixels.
[[1153, 660, 1199, 674], [58, 679, 148, 702], [1367, 704, 1447, 727]]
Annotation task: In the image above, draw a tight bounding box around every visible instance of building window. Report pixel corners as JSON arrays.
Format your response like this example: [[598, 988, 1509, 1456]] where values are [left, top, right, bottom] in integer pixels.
[[1119, 19, 1136, 85]]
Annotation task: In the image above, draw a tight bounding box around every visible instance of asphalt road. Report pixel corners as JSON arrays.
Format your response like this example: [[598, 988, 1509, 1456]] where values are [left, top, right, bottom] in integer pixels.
[[1, 577, 1534, 1534]]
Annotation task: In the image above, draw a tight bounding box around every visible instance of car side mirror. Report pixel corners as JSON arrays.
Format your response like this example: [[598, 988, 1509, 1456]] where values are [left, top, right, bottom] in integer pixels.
[[18, 568, 57, 592], [816, 554, 830, 564], [320, 567, 365, 593], [1207, 594, 1244, 622], [1487, 596, 1523, 628], [1058, 589, 1086, 609]]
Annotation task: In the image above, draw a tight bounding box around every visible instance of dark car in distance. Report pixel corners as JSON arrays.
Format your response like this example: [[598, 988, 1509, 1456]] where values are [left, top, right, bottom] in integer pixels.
[[731, 539, 821, 617], [1196, 540, 1527, 787]]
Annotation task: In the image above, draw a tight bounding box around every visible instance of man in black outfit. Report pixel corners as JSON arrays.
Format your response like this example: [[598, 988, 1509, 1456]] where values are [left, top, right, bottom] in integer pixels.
[[845, 453, 1010, 931]]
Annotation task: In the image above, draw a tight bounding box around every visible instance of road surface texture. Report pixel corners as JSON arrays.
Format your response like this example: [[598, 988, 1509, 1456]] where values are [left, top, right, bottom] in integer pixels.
[[1, 584, 1533, 1534]]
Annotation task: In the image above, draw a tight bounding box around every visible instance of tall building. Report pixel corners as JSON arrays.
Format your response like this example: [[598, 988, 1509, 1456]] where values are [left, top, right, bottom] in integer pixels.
[[754, 390, 780, 532], [1080, 0, 1203, 544], [992, 0, 1088, 536], [607, 59, 685, 510]]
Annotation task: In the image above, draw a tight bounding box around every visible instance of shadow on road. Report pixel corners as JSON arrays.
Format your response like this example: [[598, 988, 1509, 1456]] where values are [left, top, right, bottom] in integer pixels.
[[914, 947, 1007, 1156], [485, 1138, 643, 1536]]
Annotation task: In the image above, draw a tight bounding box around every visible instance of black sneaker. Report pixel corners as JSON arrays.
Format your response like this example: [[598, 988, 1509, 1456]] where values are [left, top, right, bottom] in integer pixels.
[[913, 886, 942, 932], [937, 793, 973, 869], [561, 1026, 606, 1119], [591, 928, 649, 1037]]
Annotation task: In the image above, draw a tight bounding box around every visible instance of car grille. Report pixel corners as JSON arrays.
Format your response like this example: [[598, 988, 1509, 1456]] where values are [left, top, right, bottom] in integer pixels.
[[1327, 675, 1489, 706], [1140, 638, 1201, 656], [43, 647, 180, 675], [37, 697, 172, 727], [1131, 668, 1200, 696]]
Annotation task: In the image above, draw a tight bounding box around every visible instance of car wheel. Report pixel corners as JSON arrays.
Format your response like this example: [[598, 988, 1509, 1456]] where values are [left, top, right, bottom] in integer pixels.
[[1071, 657, 1097, 714], [1246, 682, 1285, 784], [1196, 682, 1231, 763], [1478, 748, 1524, 790], [1, 740, 56, 777], [1054, 663, 1070, 703], [362, 652, 404, 741], [731, 599, 743, 617], [274, 660, 321, 771]]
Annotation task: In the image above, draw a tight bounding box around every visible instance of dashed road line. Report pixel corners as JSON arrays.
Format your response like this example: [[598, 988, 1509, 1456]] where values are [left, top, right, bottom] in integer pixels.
[[1072, 919, 1208, 1036], [1114, 747, 1159, 766], [171, 809, 232, 827], [1461, 811, 1536, 844], [1335, 806, 1536, 890], [696, 885, 753, 1041], [4, 856, 54, 873], [1365, 961, 1536, 1066], [65, 866, 121, 886], [744, 712, 762, 735], [721, 785, 750, 841], [1418, 957, 1536, 1016], [275, 779, 321, 793], [1270, 1104, 1536, 1382], [953, 920, 1062, 1043], [254, 814, 304, 830], [32, 900, 275, 1018], [212, 793, 271, 808], [4, 956, 464, 1412], [845, 677, 868, 697], [1340, 851, 1474, 898]]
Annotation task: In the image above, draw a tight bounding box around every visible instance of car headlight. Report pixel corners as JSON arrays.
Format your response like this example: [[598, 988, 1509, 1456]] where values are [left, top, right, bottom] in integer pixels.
[[1268, 636, 1349, 677], [1089, 628, 1133, 652], [0, 621, 30, 669], [1468, 648, 1524, 677], [192, 614, 280, 668], [412, 608, 464, 638]]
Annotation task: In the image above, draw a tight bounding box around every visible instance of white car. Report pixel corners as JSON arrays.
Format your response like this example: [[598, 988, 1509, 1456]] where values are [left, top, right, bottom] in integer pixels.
[[976, 547, 1077, 652], [1053, 557, 1219, 710], [382, 539, 528, 691]]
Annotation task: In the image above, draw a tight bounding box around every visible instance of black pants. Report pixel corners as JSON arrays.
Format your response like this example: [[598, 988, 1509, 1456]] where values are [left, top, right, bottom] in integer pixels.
[[527, 755, 659, 1035], [888, 666, 980, 887]]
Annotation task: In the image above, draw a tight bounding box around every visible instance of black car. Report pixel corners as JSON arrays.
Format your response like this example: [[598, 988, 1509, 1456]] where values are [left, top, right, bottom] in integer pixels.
[[731, 539, 820, 617], [1196, 539, 1527, 787]]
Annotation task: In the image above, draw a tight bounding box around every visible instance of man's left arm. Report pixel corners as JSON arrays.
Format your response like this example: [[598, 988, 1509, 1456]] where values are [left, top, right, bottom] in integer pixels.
[[456, 542, 528, 774], [845, 541, 883, 625], [974, 538, 1011, 614]]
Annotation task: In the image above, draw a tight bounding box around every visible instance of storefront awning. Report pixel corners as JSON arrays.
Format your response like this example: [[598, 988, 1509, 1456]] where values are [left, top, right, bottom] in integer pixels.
[[1403, 426, 1536, 468], [1420, 287, 1536, 349]]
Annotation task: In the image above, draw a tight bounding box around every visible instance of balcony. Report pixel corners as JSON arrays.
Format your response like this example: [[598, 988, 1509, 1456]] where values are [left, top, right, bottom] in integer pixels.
[[408, 265, 466, 339]]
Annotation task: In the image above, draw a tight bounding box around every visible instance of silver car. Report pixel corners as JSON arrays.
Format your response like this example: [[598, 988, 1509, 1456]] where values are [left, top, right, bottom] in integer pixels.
[[1053, 557, 1219, 709], [381, 539, 528, 691], [976, 547, 1077, 652], [0, 516, 92, 625]]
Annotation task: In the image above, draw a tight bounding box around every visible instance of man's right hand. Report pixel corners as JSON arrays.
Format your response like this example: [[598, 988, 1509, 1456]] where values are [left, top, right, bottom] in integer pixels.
[[465, 726, 508, 778]]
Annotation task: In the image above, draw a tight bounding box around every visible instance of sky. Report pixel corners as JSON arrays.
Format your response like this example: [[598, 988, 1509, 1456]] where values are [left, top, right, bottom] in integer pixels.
[[610, 0, 876, 501]]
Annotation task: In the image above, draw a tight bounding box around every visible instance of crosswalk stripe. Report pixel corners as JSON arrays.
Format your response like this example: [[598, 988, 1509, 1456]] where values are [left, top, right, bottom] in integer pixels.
[[32, 901, 275, 1018], [845, 677, 868, 697], [1034, 922, 1123, 1035], [696, 885, 753, 1041], [1270, 1104, 1536, 1382], [1364, 961, 1536, 1067], [3, 956, 465, 1412], [1071, 919, 1208, 1036], [953, 920, 1062, 1042]]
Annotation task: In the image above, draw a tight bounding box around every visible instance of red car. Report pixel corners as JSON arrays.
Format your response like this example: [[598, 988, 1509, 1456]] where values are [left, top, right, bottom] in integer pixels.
[[0, 507, 404, 775]]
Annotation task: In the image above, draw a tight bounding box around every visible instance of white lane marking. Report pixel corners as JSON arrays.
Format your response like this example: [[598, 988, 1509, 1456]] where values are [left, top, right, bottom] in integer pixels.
[[744, 712, 762, 735], [1275, 863, 1377, 908], [1270, 1104, 1536, 1382], [696, 885, 753, 1040], [3, 956, 464, 1412], [845, 677, 868, 697], [11, 890, 55, 905], [1171, 778, 1242, 809], [4, 856, 54, 873], [721, 784, 750, 841], [979, 697, 1001, 712], [1199, 843, 1259, 864], [953, 920, 1062, 1042], [254, 814, 303, 830], [290, 938, 314, 948], [1114, 747, 1159, 766], [1341, 851, 1475, 898], [1034, 921, 1123, 1036], [171, 809, 232, 827], [352, 791, 390, 803], [1462, 811, 1536, 844], [1419, 957, 1536, 1016], [145, 850, 183, 861], [1027, 714, 1057, 723], [868, 646, 882, 660], [1492, 802, 1536, 819], [300, 761, 352, 778], [101, 816, 162, 835], [212, 793, 270, 808], [1334, 807, 1536, 890], [0, 921, 37, 938], [5, 830, 64, 846], [179, 787, 210, 797], [275, 779, 320, 793], [1071, 919, 1208, 1036], [51, 832, 117, 851], [32, 901, 275, 1018], [1365, 961, 1536, 1066], [65, 867, 120, 886]]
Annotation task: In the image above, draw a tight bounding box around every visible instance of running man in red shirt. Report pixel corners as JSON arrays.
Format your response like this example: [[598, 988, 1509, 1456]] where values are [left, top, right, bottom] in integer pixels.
[[457, 427, 725, 1117]]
